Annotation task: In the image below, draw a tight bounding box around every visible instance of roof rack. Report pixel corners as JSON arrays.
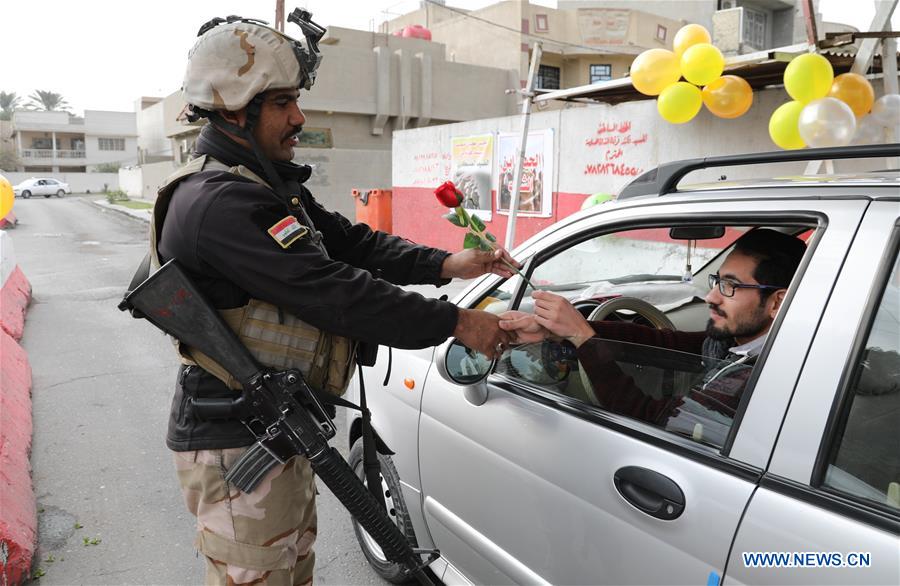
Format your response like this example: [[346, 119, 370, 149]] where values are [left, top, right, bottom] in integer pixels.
[[618, 143, 900, 200]]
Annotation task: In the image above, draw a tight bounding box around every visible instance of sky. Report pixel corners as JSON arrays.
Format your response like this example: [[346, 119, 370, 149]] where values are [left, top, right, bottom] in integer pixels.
[[5, 0, 898, 115]]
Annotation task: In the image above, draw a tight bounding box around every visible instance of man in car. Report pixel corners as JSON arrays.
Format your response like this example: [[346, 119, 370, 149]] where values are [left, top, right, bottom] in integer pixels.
[[499, 229, 806, 424], [157, 14, 515, 585]]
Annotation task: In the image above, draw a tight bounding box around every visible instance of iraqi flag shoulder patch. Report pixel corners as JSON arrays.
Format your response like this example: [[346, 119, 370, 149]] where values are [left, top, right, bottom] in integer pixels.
[[267, 215, 309, 249]]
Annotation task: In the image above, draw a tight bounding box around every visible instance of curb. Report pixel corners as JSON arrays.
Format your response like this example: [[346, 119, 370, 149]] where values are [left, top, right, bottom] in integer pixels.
[[88, 198, 151, 224], [0, 231, 34, 585]]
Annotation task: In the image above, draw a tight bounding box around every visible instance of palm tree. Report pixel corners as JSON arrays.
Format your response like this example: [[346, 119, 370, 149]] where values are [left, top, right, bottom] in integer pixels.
[[0, 91, 21, 120], [27, 90, 70, 113]]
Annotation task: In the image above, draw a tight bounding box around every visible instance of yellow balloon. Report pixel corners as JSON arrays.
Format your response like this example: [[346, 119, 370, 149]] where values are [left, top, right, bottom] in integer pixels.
[[630, 49, 682, 96], [0, 175, 14, 220], [828, 72, 875, 116], [784, 53, 833, 104], [658, 82, 703, 124], [681, 43, 725, 86], [673, 24, 711, 57], [702, 75, 753, 118], [769, 101, 806, 150]]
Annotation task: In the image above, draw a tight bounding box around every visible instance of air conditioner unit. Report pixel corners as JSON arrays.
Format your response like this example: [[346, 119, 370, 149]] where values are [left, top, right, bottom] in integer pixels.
[[721, 0, 737, 8]]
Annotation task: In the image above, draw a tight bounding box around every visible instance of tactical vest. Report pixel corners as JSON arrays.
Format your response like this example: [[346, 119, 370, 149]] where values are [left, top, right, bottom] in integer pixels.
[[151, 155, 356, 395]]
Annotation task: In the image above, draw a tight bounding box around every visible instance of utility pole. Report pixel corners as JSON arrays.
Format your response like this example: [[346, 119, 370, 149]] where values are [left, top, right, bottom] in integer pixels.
[[275, 0, 285, 32], [503, 42, 542, 251]]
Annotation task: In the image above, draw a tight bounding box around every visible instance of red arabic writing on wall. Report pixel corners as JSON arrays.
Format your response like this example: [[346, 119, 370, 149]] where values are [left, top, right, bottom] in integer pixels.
[[583, 120, 646, 177], [411, 152, 451, 186]]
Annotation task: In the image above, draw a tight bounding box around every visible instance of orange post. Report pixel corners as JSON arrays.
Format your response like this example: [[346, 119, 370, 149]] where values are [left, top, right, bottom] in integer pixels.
[[353, 189, 393, 234]]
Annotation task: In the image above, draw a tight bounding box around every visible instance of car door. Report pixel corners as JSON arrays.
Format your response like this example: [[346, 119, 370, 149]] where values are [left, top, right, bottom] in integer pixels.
[[725, 200, 900, 586], [417, 197, 869, 585]]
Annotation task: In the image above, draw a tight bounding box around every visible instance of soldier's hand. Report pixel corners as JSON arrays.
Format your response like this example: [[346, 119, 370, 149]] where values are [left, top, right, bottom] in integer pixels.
[[454, 308, 512, 359], [441, 248, 522, 280]]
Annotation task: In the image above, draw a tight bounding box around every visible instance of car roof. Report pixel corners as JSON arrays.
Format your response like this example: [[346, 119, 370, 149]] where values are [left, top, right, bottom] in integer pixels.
[[679, 172, 899, 194]]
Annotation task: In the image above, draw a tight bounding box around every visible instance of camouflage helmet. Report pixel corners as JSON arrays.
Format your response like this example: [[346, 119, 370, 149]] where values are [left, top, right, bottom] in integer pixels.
[[183, 13, 324, 113]]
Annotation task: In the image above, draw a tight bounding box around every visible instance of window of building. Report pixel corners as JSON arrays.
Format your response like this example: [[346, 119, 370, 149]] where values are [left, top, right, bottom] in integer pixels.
[[98, 137, 125, 151], [535, 14, 549, 33], [536, 65, 560, 90], [743, 7, 768, 49], [590, 64, 613, 84], [823, 242, 900, 511], [32, 137, 53, 150], [656, 24, 667, 42]]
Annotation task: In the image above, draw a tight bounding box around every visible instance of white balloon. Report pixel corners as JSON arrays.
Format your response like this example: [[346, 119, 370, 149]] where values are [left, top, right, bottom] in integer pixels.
[[798, 97, 857, 148], [870, 93, 900, 127], [852, 114, 885, 145]]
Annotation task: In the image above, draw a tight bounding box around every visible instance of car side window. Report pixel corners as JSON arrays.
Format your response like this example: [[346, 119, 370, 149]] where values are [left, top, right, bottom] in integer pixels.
[[495, 223, 811, 450], [823, 246, 900, 511]]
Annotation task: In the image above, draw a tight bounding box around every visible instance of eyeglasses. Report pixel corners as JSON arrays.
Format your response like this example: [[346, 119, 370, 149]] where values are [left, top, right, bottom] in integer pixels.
[[708, 273, 785, 298]]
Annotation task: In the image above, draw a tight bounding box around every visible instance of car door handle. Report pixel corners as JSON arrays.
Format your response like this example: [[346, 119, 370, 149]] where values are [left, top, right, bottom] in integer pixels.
[[614, 466, 685, 520]]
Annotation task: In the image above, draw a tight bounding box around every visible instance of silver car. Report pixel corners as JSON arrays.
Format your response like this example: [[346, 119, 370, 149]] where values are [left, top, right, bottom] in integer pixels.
[[13, 177, 70, 198], [346, 145, 900, 585]]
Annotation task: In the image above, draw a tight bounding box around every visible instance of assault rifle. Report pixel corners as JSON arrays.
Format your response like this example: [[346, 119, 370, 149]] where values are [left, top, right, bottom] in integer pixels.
[[118, 259, 435, 584]]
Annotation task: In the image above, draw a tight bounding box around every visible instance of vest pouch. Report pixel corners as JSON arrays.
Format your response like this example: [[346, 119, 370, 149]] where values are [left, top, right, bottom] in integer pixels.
[[179, 300, 355, 396]]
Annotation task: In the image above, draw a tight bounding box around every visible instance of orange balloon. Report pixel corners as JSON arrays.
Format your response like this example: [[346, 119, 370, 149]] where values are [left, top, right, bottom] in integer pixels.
[[828, 72, 875, 116], [673, 24, 711, 57], [702, 75, 754, 118]]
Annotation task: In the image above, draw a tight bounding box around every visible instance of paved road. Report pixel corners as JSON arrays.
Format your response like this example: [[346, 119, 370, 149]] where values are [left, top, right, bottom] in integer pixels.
[[12, 196, 395, 585]]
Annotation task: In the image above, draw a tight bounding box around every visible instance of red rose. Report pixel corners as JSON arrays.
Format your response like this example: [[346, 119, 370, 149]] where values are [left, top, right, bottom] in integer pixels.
[[434, 181, 463, 207]]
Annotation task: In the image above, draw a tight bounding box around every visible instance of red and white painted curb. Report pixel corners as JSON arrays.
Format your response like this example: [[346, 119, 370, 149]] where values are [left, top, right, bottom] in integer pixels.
[[0, 230, 35, 585]]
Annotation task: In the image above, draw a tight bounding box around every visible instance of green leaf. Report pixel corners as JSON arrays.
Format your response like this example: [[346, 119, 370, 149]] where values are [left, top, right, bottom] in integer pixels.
[[484, 232, 497, 242], [463, 232, 482, 249], [478, 241, 493, 251], [469, 214, 485, 232], [443, 211, 466, 227]]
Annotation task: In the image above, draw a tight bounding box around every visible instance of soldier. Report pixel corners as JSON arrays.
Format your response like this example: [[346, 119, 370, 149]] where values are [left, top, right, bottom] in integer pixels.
[[156, 13, 515, 585]]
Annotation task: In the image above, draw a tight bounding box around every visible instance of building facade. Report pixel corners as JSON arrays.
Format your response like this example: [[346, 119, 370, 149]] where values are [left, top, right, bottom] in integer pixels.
[[9, 109, 137, 173], [134, 25, 519, 218], [382, 1, 686, 92]]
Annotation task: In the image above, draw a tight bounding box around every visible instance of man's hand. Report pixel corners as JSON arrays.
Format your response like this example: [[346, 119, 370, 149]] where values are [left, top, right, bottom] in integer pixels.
[[531, 291, 595, 347], [454, 308, 512, 359], [441, 248, 522, 280], [498, 310, 550, 344]]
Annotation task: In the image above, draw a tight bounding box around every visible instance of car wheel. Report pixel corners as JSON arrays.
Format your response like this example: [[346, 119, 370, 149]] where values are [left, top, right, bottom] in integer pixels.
[[348, 438, 419, 584], [21, 190, 30, 199], [56, 190, 65, 197]]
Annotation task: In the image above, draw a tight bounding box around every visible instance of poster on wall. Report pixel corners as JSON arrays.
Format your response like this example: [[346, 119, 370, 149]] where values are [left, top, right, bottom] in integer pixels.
[[497, 129, 554, 218], [450, 134, 494, 221]]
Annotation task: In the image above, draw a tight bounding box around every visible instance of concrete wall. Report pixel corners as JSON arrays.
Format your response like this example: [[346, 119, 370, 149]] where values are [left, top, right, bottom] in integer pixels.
[[118, 160, 179, 200], [558, 0, 713, 30], [298, 147, 393, 220], [390, 78, 896, 252], [4, 172, 119, 193]]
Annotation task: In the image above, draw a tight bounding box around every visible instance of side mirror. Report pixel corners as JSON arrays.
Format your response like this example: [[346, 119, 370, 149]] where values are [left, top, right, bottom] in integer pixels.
[[436, 338, 494, 386]]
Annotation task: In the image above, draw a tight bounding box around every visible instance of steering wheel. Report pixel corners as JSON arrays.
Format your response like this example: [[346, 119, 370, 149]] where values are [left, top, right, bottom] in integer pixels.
[[586, 297, 675, 329], [575, 297, 675, 405]]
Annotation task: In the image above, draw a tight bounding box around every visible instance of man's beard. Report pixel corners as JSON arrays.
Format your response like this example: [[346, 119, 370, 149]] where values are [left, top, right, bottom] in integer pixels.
[[705, 302, 769, 341]]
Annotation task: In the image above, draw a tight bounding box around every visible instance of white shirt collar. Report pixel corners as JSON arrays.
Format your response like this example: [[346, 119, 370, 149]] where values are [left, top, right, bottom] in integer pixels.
[[729, 335, 767, 357]]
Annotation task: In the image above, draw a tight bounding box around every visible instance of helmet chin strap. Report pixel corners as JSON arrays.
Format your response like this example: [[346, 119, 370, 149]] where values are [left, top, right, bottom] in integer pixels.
[[204, 97, 326, 251]]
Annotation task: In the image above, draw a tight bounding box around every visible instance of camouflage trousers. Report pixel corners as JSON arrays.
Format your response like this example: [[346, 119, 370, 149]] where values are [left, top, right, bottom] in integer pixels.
[[174, 448, 317, 586]]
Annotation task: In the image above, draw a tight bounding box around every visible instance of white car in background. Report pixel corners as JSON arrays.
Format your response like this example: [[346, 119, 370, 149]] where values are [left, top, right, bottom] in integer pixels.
[[13, 177, 70, 198]]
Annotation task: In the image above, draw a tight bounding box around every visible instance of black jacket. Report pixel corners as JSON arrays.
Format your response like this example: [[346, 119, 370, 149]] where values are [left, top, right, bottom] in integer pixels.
[[160, 125, 458, 450]]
